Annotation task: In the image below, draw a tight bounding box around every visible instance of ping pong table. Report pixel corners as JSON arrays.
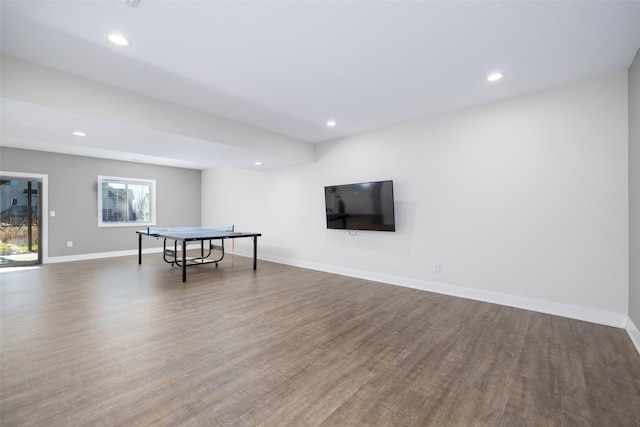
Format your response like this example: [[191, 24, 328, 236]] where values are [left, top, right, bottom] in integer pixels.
[[137, 226, 262, 282]]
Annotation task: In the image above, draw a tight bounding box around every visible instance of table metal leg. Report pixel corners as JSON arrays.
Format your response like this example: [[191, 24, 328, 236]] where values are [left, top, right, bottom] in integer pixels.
[[182, 240, 187, 282], [253, 236, 258, 270], [138, 233, 142, 264]]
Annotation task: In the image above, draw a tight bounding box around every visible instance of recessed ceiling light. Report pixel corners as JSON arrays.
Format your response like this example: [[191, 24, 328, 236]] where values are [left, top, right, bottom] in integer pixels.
[[107, 33, 131, 46], [254, 161, 262, 166], [72, 131, 86, 137], [122, 0, 141, 8], [326, 120, 336, 127], [487, 72, 504, 82]]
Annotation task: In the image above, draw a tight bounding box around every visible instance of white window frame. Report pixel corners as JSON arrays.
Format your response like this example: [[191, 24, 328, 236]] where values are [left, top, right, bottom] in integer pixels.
[[98, 175, 156, 227]]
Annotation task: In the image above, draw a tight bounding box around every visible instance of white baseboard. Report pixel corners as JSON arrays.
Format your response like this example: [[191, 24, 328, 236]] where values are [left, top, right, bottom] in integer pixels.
[[47, 246, 250, 264], [46, 247, 163, 264], [258, 252, 629, 329], [627, 317, 640, 355]]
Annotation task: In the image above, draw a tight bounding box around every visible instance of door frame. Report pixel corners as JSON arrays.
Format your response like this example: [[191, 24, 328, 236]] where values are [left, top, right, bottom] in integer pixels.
[[0, 171, 48, 263]]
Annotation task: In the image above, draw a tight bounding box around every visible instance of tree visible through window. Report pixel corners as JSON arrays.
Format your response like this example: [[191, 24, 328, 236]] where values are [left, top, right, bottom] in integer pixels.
[[98, 176, 156, 227]]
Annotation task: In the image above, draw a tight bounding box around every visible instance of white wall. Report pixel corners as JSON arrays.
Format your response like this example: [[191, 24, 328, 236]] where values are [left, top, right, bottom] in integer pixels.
[[203, 72, 629, 327], [629, 48, 640, 333]]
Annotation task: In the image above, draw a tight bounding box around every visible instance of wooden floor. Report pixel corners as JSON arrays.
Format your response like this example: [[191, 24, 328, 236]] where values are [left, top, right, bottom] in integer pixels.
[[1, 254, 639, 426]]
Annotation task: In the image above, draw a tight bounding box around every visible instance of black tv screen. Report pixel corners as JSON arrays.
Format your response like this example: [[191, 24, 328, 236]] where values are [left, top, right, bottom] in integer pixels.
[[324, 180, 396, 231]]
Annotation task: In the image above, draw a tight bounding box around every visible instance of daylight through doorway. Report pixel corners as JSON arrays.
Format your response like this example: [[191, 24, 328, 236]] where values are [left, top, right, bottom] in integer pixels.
[[0, 178, 42, 266]]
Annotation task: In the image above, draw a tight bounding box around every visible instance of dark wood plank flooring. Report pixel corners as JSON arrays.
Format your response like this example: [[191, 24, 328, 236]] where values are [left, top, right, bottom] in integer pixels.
[[1, 254, 639, 426]]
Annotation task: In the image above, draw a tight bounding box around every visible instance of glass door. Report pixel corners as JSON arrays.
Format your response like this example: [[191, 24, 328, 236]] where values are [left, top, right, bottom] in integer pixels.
[[0, 178, 42, 266]]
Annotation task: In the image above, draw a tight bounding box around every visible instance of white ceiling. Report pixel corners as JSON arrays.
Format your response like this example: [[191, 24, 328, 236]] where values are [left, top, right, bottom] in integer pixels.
[[1, 0, 640, 170]]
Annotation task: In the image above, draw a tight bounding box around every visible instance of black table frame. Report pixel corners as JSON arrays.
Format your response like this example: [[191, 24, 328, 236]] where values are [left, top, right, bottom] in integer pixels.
[[137, 230, 261, 282]]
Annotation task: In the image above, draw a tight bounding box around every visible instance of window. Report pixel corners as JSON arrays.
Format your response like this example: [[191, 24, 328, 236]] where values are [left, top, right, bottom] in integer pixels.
[[98, 176, 156, 227]]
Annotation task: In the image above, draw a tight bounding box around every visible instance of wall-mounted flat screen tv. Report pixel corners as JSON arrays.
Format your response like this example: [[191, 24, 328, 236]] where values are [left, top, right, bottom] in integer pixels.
[[324, 180, 396, 231]]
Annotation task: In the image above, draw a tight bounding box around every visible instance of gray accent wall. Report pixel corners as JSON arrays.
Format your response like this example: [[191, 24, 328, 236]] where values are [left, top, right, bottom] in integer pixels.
[[0, 147, 201, 258], [630, 48, 640, 327]]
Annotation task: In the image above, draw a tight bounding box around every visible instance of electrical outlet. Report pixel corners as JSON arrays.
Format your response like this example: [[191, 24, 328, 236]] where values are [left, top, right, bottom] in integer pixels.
[[67, 241, 73, 248], [50, 211, 56, 217], [434, 263, 441, 273]]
